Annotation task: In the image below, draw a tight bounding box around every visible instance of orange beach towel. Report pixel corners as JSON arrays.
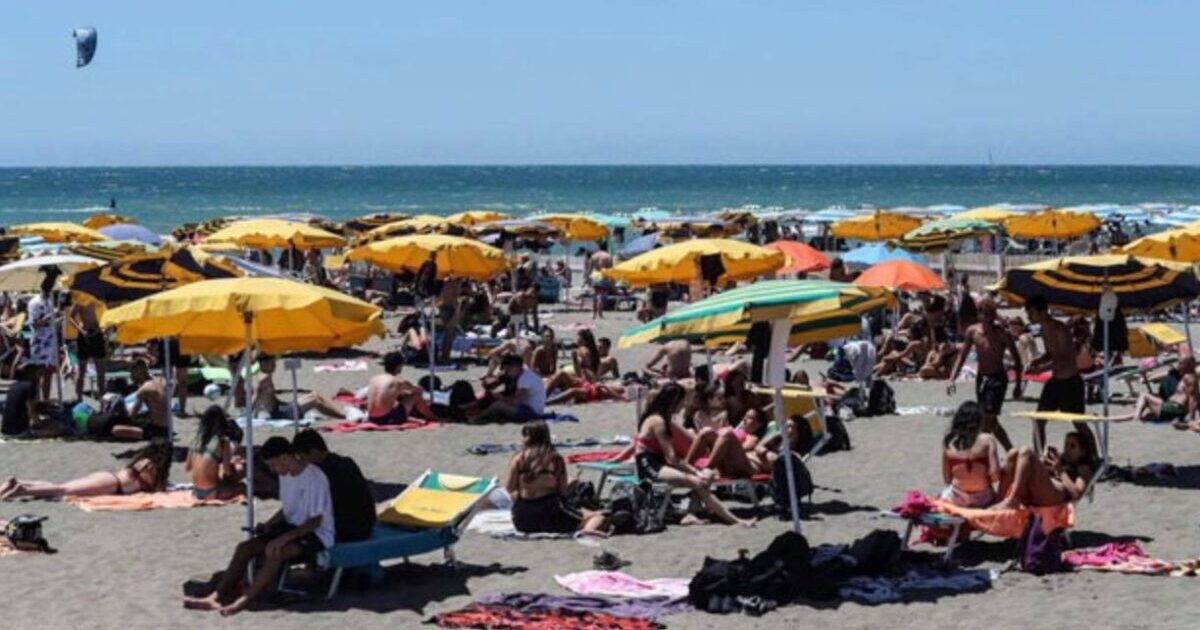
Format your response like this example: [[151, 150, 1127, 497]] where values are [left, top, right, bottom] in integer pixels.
[[934, 498, 1075, 538], [63, 490, 243, 512]]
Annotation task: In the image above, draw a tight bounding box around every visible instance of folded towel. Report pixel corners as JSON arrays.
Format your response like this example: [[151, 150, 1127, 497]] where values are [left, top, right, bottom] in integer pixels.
[[64, 490, 243, 512]]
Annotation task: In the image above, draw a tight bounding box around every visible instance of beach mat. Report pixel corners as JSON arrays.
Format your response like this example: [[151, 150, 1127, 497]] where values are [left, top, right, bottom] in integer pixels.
[[316, 419, 441, 433]]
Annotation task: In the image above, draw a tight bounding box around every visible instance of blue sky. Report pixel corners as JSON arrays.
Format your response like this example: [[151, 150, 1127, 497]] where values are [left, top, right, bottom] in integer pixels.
[[2, 2, 1198, 166]]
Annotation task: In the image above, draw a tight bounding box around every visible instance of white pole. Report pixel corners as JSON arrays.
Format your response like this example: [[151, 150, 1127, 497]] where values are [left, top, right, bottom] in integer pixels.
[[164, 338, 174, 445], [426, 297, 437, 390], [289, 356, 301, 435], [768, 317, 802, 534], [242, 314, 256, 539], [1102, 318, 1110, 418]]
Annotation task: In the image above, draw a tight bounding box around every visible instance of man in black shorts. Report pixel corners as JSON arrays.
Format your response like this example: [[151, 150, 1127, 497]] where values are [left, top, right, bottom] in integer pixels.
[[1024, 294, 1095, 452], [185, 436, 335, 616], [947, 296, 1023, 449], [160, 337, 192, 417], [68, 299, 107, 401]]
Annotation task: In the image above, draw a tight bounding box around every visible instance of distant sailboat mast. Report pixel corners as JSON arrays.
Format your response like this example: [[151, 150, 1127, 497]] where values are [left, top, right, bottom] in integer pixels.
[[987, 148, 994, 166]]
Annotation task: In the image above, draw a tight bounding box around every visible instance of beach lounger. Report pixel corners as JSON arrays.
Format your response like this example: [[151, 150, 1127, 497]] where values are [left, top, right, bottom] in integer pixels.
[[280, 470, 497, 600], [751, 384, 833, 461]]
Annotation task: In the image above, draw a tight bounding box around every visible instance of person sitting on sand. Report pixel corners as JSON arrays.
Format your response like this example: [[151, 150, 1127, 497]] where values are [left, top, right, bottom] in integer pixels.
[[110, 359, 170, 441], [0, 363, 48, 437], [396, 312, 433, 365], [1, 441, 171, 500], [686, 408, 771, 479], [366, 351, 429, 424], [185, 436, 334, 616], [484, 320, 534, 379], [875, 321, 930, 377], [720, 369, 767, 427], [596, 337, 620, 379], [529, 326, 558, 378], [506, 420, 607, 535], [293, 429, 376, 542], [918, 340, 959, 380], [186, 406, 244, 500], [1125, 354, 1198, 424], [253, 355, 346, 420], [940, 401, 1001, 508], [644, 339, 692, 381], [683, 381, 724, 431], [469, 354, 546, 424], [634, 383, 754, 527], [992, 431, 1095, 510], [543, 329, 609, 401]]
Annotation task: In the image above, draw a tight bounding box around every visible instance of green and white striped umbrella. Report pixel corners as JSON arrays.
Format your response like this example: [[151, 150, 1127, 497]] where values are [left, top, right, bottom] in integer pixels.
[[898, 217, 999, 252], [618, 279, 894, 349]]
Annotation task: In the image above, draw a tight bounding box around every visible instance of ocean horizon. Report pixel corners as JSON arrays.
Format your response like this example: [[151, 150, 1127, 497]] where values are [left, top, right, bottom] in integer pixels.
[[4, 164, 1200, 232]]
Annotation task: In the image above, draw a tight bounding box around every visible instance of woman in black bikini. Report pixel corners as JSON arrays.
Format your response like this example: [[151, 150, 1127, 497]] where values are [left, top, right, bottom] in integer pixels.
[[186, 406, 244, 500], [1, 442, 172, 500], [506, 421, 606, 534], [993, 431, 1095, 510]]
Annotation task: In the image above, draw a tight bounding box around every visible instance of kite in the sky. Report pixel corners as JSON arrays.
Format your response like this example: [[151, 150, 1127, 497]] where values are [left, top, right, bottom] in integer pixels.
[[73, 27, 97, 68]]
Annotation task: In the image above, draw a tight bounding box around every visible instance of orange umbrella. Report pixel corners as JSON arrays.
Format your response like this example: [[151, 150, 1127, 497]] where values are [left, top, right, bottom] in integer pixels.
[[765, 240, 831, 275], [853, 259, 945, 291]]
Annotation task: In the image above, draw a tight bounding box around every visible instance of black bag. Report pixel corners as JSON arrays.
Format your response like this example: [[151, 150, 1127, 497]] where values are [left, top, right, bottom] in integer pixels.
[[771, 453, 813, 517], [688, 531, 829, 612], [4, 514, 53, 553], [608, 481, 669, 535], [1018, 515, 1067, 575], [688, 556, 751, 613], [819, 414, 852, 454], [867, 380, 896, 416], [447, 380, 476, 407]]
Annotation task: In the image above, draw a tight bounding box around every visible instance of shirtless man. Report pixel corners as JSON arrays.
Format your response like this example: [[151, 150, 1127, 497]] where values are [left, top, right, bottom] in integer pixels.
[[529, 327, 558, 378], [1024, 294, 1095, 453], [68, 299, 106, 401], [596, 337, 620, 379], [644, 339, 692, 381], [947, 297, 1024, 449], [111, 360, 170, 441], [254, 356, 346, 420], [365, 352, 430, 424], [590, 247, 614, 320], [1126, 354, 1197, 425]]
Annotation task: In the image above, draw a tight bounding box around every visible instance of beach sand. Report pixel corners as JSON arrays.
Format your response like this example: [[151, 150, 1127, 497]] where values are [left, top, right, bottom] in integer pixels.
[[1, 305, 1198, 629]]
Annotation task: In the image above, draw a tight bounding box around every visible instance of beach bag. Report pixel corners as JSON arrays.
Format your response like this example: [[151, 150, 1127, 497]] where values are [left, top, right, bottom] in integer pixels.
[[866, 380, 896, 416], [608, 481, 669, 535], [1018, 515, 1067, 575], [688, 555, 751, 613], [745, 530, 824, 603], [826, 347, 855, 383], [820, 414, 852, 454], [4, 514, 53, 553], [771, 453, 813, 516]]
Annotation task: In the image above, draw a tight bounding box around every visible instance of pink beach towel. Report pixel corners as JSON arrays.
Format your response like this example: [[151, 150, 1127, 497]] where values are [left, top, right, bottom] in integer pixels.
[[316, 419, 441, 433], [555, 570, 690, 600]]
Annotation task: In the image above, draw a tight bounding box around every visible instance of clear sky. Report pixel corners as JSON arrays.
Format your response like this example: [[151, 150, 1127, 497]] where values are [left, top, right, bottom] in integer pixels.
[[2, 1, 1198, 166]]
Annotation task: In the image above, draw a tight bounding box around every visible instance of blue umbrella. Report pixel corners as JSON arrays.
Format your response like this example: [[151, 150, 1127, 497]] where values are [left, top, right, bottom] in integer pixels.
[[620, 232, 660, 258], [840, 243, 924, 268], [98, 224, 163, 246]]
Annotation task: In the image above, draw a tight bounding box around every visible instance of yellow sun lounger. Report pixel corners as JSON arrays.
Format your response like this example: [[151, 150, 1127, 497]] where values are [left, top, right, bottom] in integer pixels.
[[751, 384, 835, 461]]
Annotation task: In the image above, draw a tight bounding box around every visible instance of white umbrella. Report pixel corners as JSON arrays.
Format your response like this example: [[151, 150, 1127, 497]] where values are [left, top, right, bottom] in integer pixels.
[[0, 254, 100, 291]]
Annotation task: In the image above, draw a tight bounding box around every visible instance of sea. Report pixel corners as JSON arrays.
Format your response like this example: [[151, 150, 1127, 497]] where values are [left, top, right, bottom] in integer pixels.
[[3, 165, 1200, 233]]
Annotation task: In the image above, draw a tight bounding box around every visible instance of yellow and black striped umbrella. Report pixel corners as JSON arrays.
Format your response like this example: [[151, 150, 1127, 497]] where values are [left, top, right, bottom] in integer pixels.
[[82, 213, 136, 229], [344, 212, 412, 234], [69, 246, 242, 306], [997, 254, 1200, 314], [67, 241, 152, 262]]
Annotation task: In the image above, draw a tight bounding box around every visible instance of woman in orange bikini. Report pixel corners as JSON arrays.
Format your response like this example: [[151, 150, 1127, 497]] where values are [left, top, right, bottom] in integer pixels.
[[940, 401, 1001, 507]]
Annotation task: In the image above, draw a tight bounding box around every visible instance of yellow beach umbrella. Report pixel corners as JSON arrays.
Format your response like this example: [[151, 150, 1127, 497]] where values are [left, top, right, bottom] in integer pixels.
[[204, 218, 346, 250], [346, 234, 510, 281], [951, 206, 1019, 223], [356, 215, 460, 244], [82, 213, 136, 229], [447, 210, 509, 226], [100, 276, 384, 536], [1119, 227, 1200, 262], [1002, 209, 1101, 240], [532, 214, 611, 241], [830, 210, 923, 241], [11, 222, 108, 243], [602, 238, 784, 288], [100, 277, 385, 355]]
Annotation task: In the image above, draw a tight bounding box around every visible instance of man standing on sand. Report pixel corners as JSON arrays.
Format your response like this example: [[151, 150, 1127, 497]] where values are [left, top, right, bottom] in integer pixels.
[[590, 245, 613, 319], [68, 298, 106, 402], [947, 296, 1023, 450], [185, 436, 334, 617], [1024, 294, 1096, 453], [644, 339, 692, 381]]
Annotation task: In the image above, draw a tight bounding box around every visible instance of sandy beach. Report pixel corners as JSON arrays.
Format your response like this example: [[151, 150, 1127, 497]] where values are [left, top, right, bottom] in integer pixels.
[[0, 302, 1194, 630]]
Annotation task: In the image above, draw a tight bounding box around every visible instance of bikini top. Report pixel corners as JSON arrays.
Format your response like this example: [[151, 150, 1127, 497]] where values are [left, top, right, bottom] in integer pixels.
[[946, 452, 989, 472]]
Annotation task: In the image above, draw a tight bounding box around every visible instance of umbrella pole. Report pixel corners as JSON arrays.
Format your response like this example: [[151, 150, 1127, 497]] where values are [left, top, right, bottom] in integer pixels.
[[289, 356, 301, 435], [1186, 302, 1194, 352], [164, 339, 174, 445], [768, 317, 802, 534], [242, 314, 257, 541], [1102, 318, 1110, 418], [426, 298, 436, 392]]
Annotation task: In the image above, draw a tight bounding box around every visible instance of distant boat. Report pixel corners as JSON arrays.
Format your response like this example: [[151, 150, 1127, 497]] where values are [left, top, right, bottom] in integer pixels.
[[987, 149, 995, 166]]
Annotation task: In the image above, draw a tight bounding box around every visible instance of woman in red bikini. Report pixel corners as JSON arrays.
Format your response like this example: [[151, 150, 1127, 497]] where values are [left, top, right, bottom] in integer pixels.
[[1, 442, 172, 500], [686, 408, 770, 479]]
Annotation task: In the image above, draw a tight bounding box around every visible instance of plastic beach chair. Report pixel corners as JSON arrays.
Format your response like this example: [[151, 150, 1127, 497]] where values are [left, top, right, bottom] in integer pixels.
[[280, 470, 497, 600]]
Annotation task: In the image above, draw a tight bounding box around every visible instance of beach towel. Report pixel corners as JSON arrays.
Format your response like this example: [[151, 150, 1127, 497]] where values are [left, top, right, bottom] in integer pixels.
[[314, 359, 369, 373], [555, 571, 691, 601], [63, 490, 243, 512], [236, 417, 314, 430], [837, 568, 999, 604], [465, 509, 573, 540], [468, 436, 630, 456], [894, 406, 955, 417], [565, 450, 624, 464], [1062, 542, 1200, 576], [315, 419, 441, 433], [475, 593, 691, 621], [432, 604, 662, 630], [932, 498, 1074, 539]]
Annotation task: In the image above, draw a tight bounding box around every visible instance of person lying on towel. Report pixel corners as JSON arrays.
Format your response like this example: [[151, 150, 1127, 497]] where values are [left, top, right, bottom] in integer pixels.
[[1, 442, 171, 500], [992, 432, 1095, 510]]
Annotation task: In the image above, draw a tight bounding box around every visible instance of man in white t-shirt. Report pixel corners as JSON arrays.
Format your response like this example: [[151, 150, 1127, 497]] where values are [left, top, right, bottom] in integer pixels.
[[26, 269, 60, 399], [469, 354, 546, 424], [185, 436, 335, 617]]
